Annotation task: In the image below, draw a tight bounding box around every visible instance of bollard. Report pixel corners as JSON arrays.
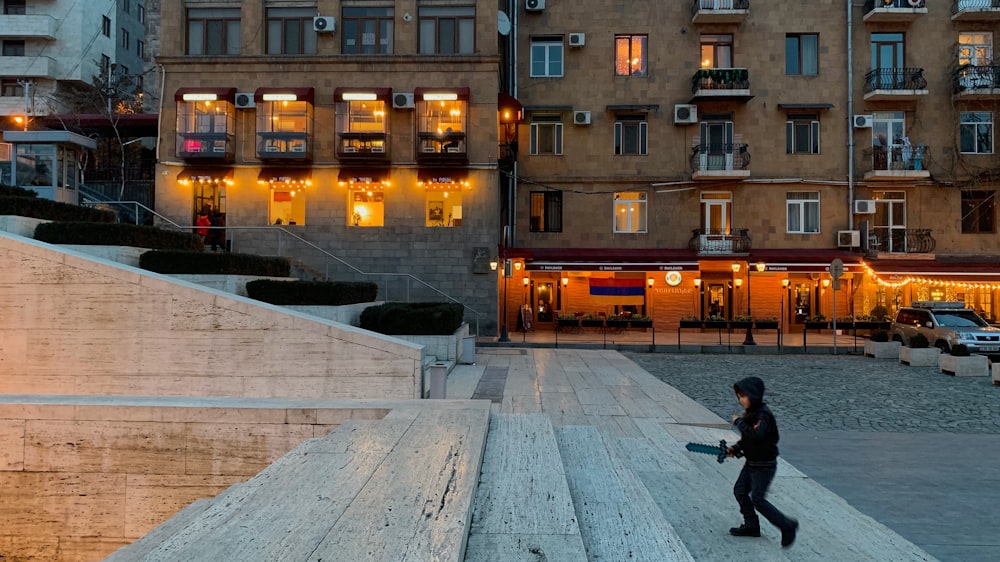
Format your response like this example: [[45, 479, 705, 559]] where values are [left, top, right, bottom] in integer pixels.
[[429, 362, 448, 399]]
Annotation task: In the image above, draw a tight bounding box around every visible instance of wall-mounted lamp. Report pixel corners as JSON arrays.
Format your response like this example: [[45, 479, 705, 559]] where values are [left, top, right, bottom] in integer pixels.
[[514, 261, 522, 271], [490, 260, 498, 271], [731, 263, 741, 274], [822, 278, 831, 288], [755, 262, 766, 273], [781, 278, 790, 288], [734, 278, 743, 288], [647, 277, 654, 288], [694, 278, 702, 287], [523, 277, 530, 286], [561, 277, 568, 286]]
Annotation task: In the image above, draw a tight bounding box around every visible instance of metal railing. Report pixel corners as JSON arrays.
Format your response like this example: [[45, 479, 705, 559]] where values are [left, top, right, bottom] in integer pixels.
[[866, 228, 936, 254], [691, 0, 750, 16], [690, 143, 751, 172], [688, 227, 752, 254], [864, 0, 926, 11], [862, 143, 930, 171], [863, 67, 927, 93], [80, 200, 484, 335], [690, 68, 750, 94], [952, 0, 1000, 15], [953, 64, 1000, 94]]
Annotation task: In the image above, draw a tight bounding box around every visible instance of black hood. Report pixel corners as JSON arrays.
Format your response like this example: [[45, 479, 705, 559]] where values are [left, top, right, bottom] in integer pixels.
[[734, 376, 765, 405]]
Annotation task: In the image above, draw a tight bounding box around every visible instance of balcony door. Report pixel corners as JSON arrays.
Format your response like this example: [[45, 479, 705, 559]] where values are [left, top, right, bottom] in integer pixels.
[[701, 191, 732, 235], [700, 120, 734, 171], [872, 112, 905, 169], [958, 32, 993, 89], [873, 191, 907, 253], [871, 33, 904, 89]]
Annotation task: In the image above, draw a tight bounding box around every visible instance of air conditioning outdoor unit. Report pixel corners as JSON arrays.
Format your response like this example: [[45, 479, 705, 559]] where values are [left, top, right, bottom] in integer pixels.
[[568, 33, 585, 47], [853, 114, 874, 128], [674, 104, 698, 125], [392, 92, 414, 109], [312, 16, 336, 33], [525, 0, 545, 11], [838, 230, 861, 248], [573, 110, 591, 125], [854, 199, 876, 214], [235, 92, 255, 109]]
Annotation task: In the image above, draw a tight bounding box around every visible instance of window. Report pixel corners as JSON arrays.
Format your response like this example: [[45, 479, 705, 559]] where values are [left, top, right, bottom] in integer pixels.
[[137, 4, 145, 24], [418, 6, 474, 54], [786, 192, 820, 234], [786, 114, 820, 154], [258, 95, 312, 154], [700, 34, 733, 68], [187, 8, 241, 55], [137, 40, 145, 59], [175, 95, 235, 157], [424, 185, 463, 227], [266, 7, 317, 55], [334, 95, 387, 154], [615, 35, 647, 76], [102, 16, 111, 37], [121, 29, 130, 49], [962, 190, 996, 234], [1, 79, 23, 97], [872, 191, 907, 253], [614, 115, 647, 155], [613, 191, 647, 233], [416, 93, 468, 154], [342, 7, 394, 54], [349, 189, 384, 227], [4, 0, 25, 15], [958, 32, 992, 67], [529, 114, 563, 155], [961, 112, 993, 154], [530, 37, 563, 77], [267, 183, 306, 226], [530, 191, 562, 232], [101, 54, 111, 75], [123, 0, 130, 13], [786, 34, 818, 76], [2, 40, 24, 56]]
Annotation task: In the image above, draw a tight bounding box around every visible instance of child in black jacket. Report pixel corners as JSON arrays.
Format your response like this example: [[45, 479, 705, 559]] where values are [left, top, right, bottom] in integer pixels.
[[727, 376, 799, 548]]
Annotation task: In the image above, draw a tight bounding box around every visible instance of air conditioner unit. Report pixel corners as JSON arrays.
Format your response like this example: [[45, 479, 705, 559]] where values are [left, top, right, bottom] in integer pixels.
[[854, 199, 876, 214], [568, 33, 585, 47], [674, 104, 698, 125], [235, 92, 255, 109], [392, 92, 414, 109], [312, 16, 336, 33], [573, 110, 591, 125], [525, 0, 545, 11], [838, 230, 861, 248], [853, 114, 874, 128]]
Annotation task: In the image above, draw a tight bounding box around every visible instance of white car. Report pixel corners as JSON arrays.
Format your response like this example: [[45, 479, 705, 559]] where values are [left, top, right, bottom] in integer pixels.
[[891, 301, 1000, 355]]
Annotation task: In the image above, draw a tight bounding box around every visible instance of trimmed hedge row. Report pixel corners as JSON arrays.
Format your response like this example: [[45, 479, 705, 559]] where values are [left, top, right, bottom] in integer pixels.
[[246, 279, 378, 305], [0, 185, 39, 198], [35, 222, 202, 250], [0, 197, 115, 223], [360, 302, 464, 336], [139, 250, 291, 276]]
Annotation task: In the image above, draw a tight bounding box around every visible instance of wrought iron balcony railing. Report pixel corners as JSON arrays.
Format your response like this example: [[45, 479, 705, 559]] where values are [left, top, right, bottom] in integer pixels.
[[691, 0, 750, 17], [953, 64, 1000, 93], [864, 68, 927, 93], [866, 228, 936, 255], [688, 227, 752, 255], [864, 0, 926, 11], [690, 143, 751, 172], [690, 68, 750, 94], [862, 143, 930, 171], [952, 0, 1000, 15]]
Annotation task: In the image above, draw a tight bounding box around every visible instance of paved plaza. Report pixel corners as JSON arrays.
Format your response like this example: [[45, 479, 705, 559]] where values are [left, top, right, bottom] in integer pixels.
[[624, 352, 1000, 562]]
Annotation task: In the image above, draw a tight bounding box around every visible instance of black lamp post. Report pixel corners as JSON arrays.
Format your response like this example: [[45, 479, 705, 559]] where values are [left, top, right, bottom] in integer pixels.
[[498, 256, 511, 342], [741, 261, 765, 346]]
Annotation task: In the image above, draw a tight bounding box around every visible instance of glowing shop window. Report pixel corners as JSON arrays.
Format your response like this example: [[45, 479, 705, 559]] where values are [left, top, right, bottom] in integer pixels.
[[269, 188, 305, 225], [425, 191, 463, 227], [350, 189, 385, 227]]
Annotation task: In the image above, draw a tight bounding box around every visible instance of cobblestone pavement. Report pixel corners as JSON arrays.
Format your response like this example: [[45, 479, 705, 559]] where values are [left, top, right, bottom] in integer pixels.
[[623, 353, 1000, 433]]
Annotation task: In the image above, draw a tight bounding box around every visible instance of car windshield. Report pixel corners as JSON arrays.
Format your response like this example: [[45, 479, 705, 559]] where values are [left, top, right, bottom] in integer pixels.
[[934, 311, 989, 328]]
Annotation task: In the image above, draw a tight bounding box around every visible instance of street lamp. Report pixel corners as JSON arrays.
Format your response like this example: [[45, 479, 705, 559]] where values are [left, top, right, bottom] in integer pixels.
[[741, 261, 765, 346], [781, 278, 791, 328], [498, 257, 511, 342], [694, 277, 704, 319]]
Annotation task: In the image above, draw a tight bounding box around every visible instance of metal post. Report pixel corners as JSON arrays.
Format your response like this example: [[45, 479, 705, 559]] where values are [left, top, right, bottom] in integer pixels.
[[498, 257, 511, 342], [742, 261, 756, 345]]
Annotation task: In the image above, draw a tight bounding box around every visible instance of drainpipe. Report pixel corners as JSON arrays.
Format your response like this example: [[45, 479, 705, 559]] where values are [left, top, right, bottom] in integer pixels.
[[509, 0, 518, 248], [847, 0, 855, 231]]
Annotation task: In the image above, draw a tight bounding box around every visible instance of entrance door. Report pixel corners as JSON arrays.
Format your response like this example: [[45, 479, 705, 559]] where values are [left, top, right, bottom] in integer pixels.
[[536, 281, 555, 323], [794, 283, 811, 322], [707, 283, 726, 319]]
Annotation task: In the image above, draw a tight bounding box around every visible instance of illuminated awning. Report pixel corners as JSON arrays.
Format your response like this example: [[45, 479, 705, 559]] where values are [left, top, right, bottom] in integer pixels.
[[258, 167, 311, 186], [333, 87, 392, 101], [338, 167, 390, 189], [174, 87, 236, 102], [743, 249, 863, 273], [414, 87, 471, 101], [507, 247, 700, 272], [176, 167, 232, 184], [864, 258, 1000, 286], [254, 87, 315, 103], [418, 169, 468, 190]]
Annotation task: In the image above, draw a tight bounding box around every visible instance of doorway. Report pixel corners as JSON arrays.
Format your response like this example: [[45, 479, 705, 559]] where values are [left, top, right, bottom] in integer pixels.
[[536, 281, 555, 324]]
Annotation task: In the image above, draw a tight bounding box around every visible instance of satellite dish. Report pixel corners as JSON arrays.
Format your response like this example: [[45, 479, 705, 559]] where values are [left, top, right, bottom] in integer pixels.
[[498, 11, 511, 36]]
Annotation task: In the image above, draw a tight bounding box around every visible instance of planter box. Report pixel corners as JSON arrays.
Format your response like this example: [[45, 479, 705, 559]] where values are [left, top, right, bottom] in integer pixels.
[[993, 363, 1000, 386], [629, 320, 652, 329], [899, 346, 940, 367], [730, 321, 753, 330], [864, 340, 901, 359], [939, 354, 990, 377], [580, 319, 604, 328], [855, 321, 891, 331], [805, 321, 829, 330], [679, 320, 702, 329], [703, 321, 728, 330], [754, 321, 779, 330]]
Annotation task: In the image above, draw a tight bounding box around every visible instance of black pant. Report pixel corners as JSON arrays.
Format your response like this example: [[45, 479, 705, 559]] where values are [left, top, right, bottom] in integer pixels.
[[733, 462, 793, 530]]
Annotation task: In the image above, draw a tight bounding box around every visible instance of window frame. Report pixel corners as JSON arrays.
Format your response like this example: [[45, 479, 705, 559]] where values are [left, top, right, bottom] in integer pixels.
[[785, 113, 820, 154], [614, 34, 647, 76], [1, 78, 23, 97], [612, 191, 647, 234], [1, 39, 25, 56], [960, 111, 993, 155], [614, 115, 648, 156], [786, 191, 821, 234], [418, 6, 475, 55], [961, 190, 996, 234], [186, 7, 241, 56], [341, 7, 394, 54], [785, 33, 818, 76], [529, 114, 563, 156], [3, 0, 26, 15], [266, 7, 318, 56], [700, 33, 733, 69], [530, 191, 563, 233], [102, 15, 111, 37], [530, 37, 564, 78], [121, 28, 130, 49]]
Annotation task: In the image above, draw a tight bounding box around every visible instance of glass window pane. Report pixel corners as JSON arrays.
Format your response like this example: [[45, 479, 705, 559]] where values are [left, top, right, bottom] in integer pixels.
[[785, 36, 799, 75], [226, 21, 240, 54], [189, 21, 204, 54], [419, 20, 435, 53], [267, 21, 281, 54]]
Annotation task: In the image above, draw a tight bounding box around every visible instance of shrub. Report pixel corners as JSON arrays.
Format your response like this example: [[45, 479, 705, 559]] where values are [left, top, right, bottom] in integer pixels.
[[0, 185, 39, 198], [246, 280, 377, 305], [908, 333, 930, 348], [35, 222, 201, 250], [360, 302, 464, 335], [139, 250, 291, 276], [0, 197, 114, 223], [870, 305, 890, 321], [950, 344, 971, 357], [871, 330, 890, 342]]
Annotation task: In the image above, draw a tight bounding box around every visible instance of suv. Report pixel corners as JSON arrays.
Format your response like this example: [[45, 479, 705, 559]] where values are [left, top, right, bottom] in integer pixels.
[[891, 301, 1000, 355]]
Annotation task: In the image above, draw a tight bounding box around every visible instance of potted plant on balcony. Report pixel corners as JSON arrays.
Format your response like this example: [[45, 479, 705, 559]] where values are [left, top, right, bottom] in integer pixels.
[[864, 330, 901, 359], [679, 314, 702, 329], [754, 316, 779, 330], [704, 314, 727, 330], [730, 314, 753, 330], [629, 314, 653, 330], [899, 333, 940, 367], [939, 343, 990, 377], [804, 314, 828, 330]]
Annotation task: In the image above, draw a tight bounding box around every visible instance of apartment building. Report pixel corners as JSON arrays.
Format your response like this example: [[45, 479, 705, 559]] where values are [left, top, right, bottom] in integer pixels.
[[151, 1, 503, 334], [503, 0, 1000, 336]]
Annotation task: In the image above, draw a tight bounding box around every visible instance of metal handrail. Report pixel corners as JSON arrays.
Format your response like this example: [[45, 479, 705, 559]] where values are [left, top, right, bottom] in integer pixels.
[[81, 200, 484, 335]]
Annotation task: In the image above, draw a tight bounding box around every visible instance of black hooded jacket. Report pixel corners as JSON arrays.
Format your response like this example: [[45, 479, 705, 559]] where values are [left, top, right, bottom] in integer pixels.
[[731, 376, 780, 465]]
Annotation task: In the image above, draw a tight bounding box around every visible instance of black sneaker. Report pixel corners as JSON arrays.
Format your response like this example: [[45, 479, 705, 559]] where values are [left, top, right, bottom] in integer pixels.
[[729, 524, 761, 537], [781, 519, 799, 548]]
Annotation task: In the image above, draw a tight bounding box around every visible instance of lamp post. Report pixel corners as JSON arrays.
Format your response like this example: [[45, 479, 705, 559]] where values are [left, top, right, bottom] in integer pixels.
[[741, 261, 765, 346], [498, 257, 511, 342], [647, 277, 655, 346], [781, 278, 791, 328], [694, 277, 703, 319]]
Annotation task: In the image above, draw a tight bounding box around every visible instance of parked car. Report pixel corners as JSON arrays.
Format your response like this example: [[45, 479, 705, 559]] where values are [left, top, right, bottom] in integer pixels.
[[891, 301, 1000, 356]]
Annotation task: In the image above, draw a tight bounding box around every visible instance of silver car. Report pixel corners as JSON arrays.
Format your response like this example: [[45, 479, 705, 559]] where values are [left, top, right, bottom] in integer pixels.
[[891, 301, 1000, 355]]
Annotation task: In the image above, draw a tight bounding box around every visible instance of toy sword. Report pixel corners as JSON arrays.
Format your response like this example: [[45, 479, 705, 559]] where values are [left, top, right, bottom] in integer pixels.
[[685, 439, 737, 464]]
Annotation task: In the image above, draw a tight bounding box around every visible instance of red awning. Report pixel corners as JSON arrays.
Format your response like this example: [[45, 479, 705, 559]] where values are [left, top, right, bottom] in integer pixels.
[[176, 167, 232, 181], [865, 258, 1000, 282], [414, 87, 471, 101], [254, 87, 315, 103], [338, 167, 390, 186], [174, 87, 236, 102], [508, 247, 700, 272], [258, 167, 311, 184], [332, 87, 392, 101]]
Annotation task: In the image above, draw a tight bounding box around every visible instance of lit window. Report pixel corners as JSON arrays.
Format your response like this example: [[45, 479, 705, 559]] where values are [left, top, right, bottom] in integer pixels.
[[529, 114, 563, 155], [530, 38, 563, 77], [265, 182, 307, 226], [786, 192, 820, 234], [615, 35, 647, 76], [416, 93, 468, 155], [266, 7, 317, 55], [349, 189, 385, 227], [700, 34, 732, 68], [257, 95, 313, 156], [786, 114, 820, 154], [418, 6, 474, 54], [342, 7, 394, 54], [335, 94, 388, 156], [960, 111, 993, 154], [424, 189, 463, 227], [613, 191, 647, 234], [614, 115, 647, 155], [175, 93, 235, 157]]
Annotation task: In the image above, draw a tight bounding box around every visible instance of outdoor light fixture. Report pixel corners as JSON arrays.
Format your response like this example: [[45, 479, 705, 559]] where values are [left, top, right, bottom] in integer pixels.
[[782, 279, 790, 288], [823, 279, 831, 288], [262, 93, 298, 101], [647, 277, 654, 287], [731, 263, 741, 274], [561, 277, 568, 286], [756, 262, 766, 273], [734, 278, 743, 288], [514, 261, 522, 271], [423, 92, 458, 101], [490, 260, 498, 271], [523, 277, 530, 286], [341, 92, 378, 101], [182, 93, 218, 101], [694, 278, 701, 287]]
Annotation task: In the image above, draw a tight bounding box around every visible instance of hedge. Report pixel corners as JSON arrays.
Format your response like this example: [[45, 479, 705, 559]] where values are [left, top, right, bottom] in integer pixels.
[[360, 302, 464, 336], [140, 250, 291, 276], [0, 185, 39, 198], [34, 221, 202, 250], [246, 280, 378, 305], [0, 197, 115, 223]]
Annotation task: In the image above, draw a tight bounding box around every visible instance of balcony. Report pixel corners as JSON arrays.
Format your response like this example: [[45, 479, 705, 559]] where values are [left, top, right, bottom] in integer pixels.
[[690, 68, 753, 102], [862, 143, 931, 181], [337, 132, 388, 162], [690, 143, 751, 180], [258, 133, 311, 161], [688, 228, 752, 255], [863, 0, 927, 23], [866, 228, 936, 255], [952, 0, 1000, 21], [176, 133, 234, 162], [0, 14, 56, 39], [0, 55, 55, 78], [863, 68, 928, 101], [416, 131, 468, 165], [953, 65, 1000, 99], [691, 0, 749, 24]]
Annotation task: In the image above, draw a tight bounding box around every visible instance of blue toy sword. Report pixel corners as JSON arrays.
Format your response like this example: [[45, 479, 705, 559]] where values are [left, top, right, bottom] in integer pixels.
[[685, 439, 737, 464]]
